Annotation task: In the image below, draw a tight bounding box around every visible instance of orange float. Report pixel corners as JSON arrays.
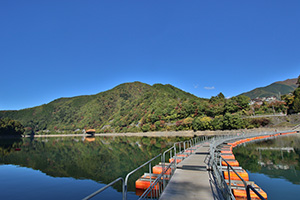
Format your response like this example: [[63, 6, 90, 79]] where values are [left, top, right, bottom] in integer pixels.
[[169, 157, 183, 164], [135, 178, 160, 190], [184, 149, 195, 153], [222, 159, 239, 167], [136, 188, 159, 197], [176, 153, 189, 158], [221, 154, 235, 160], [223, 169, 249, 181], [152, 165, 172, 175], [232, 188, 267, 199], [220, 150, 232, 154]]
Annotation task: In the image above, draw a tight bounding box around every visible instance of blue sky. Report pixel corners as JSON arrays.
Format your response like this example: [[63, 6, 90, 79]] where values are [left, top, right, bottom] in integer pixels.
[[1, 1, 300, 110]]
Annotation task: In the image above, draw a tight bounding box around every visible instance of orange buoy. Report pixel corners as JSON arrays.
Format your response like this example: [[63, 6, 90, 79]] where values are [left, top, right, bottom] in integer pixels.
[[220, 150, 232, 154], [223, 169, 249, 181], [184, 149, 195, 153], [221, 154, 235, 160], [222, 159, 239, 167], [141, 174, 159, 180], [169, 157, 183, 164], [135, 178, 160, 190], [152, 165, 172, 175], [136, 188, 159, 197], [176, 154, 189, 158], [232, 188, 267, 199]]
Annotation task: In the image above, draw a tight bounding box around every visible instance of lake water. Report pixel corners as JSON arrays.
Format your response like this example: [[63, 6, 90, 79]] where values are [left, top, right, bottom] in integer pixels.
[[0, 136, 190, 200], [2, 134, 299, 199], [233, 134, 300, 200]]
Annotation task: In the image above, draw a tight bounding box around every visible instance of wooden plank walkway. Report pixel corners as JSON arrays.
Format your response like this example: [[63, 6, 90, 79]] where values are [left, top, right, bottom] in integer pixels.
[[159, 145, 218, 200]]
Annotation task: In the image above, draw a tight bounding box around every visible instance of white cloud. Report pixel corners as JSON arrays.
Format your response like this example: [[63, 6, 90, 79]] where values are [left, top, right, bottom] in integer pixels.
[[193, 84, 199, 89], [204, 86, 215, 90]]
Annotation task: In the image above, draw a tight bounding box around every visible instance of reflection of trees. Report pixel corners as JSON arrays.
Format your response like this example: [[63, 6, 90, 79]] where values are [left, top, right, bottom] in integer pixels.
[[0, 136, 189, 191], [233, 135, 300, 185], [0, 138, 22, 156]]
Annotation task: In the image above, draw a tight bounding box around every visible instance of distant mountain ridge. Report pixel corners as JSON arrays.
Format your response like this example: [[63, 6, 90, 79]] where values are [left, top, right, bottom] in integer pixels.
[[240, 78, 298, 99]]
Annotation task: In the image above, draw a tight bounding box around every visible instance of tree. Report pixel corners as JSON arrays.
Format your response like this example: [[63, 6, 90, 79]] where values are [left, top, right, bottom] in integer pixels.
[[292, 88, 300, 113], [222, 113, 246, 130], [141, 124, 150, 132], [209, 93, 225, 104], [183, 117, 194, 129], [192, 116, 212, 131], [0, 118, 24, 136], [235, 95, 250, 110], [285, 75, 300, 114], [224, 99, 238, 114], [211, 115, 224, 130]]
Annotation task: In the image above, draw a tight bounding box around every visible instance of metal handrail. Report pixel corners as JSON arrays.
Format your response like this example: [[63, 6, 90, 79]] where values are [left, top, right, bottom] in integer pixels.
[[246, 185, 266, 200], [161, 145, 176, 189], [209, 131, 293, 200], [219, 157, 247, 188], [138, 136, 207, 200], [84, 133, 280, 200], [82, 177, 124, 200], [124, 153, 162, 200], [138, 159, 176, 200]]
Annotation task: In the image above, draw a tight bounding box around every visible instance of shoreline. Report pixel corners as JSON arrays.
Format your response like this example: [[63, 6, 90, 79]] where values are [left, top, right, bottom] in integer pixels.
[[17, 127, 291, 138]]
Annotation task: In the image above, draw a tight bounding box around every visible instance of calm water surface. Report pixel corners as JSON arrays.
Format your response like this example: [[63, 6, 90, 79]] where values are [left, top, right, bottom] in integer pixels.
[[233, 134, 300, 200], [0, 136, 190, 200]]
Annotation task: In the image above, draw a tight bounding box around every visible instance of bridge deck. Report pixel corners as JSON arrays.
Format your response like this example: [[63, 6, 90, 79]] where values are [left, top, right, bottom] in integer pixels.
[[159, 145, 217, 200]]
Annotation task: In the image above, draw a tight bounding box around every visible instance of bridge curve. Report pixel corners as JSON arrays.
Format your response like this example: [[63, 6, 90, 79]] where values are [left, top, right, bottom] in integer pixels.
[[158, 130, 299, 200]]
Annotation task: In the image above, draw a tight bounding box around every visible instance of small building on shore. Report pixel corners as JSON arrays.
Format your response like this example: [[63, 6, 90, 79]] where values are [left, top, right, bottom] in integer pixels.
[[85, 129, 96, 136]]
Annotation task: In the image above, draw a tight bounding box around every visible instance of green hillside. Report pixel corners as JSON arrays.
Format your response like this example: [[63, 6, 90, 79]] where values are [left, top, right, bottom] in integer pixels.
[[1, 81, 277, 133], [240, 78, 297, 99], [0, 82, 209, 133]]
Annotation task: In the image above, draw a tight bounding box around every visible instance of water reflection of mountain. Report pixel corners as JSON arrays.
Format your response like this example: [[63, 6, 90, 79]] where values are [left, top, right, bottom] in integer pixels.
[[233, 134, 300, 185], [260, 167, 300, 184], [0, 136, 190, 191]]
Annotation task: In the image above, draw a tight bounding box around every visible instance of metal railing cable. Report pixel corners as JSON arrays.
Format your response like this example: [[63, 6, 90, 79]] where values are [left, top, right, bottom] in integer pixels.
[[82, 177, 125, 200]]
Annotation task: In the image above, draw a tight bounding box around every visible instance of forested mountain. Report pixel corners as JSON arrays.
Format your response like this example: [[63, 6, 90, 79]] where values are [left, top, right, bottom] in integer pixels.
[[240, 78, 298, 99], [0, 82, 255, 133], [0, 82, 204, 133]]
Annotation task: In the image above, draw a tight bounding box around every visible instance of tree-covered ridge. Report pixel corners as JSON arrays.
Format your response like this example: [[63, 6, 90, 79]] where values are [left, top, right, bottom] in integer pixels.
[[240, 78, 298, 99], [0, 81, 295, 134], [0, 82, 206, 132]]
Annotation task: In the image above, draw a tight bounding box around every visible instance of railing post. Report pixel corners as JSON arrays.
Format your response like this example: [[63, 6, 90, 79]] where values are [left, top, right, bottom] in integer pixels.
[[227, 164, 231, 194], [175, 144, 177, 166], [246, 185, 251, 200], [122, 179, 125, 200], [124, 183, 127, 200], [149, 162, 152, 199]]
